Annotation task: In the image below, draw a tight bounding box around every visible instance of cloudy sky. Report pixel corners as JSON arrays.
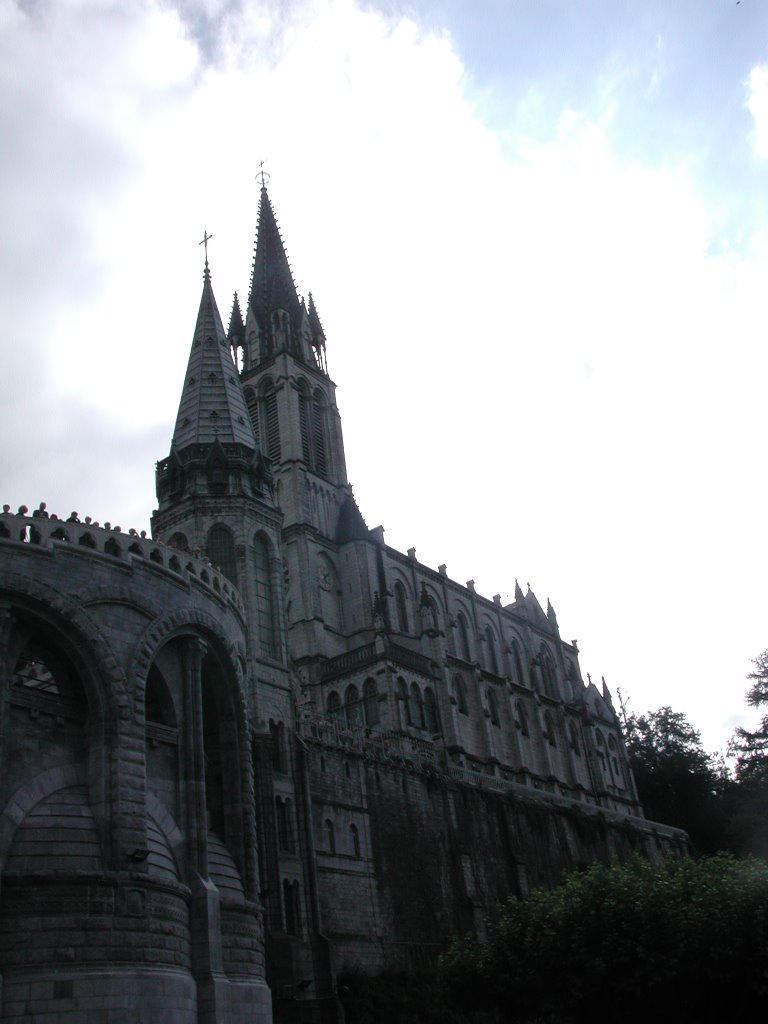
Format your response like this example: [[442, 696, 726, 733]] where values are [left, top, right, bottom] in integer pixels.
[[2, 0, 768, 754]]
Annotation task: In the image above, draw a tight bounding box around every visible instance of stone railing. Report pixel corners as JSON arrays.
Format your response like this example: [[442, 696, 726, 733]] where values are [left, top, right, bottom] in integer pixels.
[[0, 505, 245, 616], [320, 638, 436, 683], [298, 713, 440, 767]]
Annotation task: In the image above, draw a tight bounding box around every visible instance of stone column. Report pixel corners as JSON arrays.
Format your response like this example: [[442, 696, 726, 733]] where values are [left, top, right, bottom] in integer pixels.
[[182, 636, 209, 878]]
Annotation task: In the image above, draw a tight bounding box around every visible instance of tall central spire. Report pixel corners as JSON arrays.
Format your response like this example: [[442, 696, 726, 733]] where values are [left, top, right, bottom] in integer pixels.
[[248, 185, 301, 335]]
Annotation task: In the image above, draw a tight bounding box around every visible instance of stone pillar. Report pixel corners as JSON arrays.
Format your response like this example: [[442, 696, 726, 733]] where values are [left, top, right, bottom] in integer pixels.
[[182, 637, 231, 1023], [182, 637, 209, 878]]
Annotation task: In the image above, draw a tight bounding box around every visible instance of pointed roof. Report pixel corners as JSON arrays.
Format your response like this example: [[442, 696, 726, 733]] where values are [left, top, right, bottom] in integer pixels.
[[172, 264, 257, 450], [335, 492, 369, 543], [248, 185, 300, 326], [307, 292, 325, 345], [227, 291, 245, 345]]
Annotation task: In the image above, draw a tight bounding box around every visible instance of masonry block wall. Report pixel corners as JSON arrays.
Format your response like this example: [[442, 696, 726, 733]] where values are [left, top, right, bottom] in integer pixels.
[[0, 517, 271, 1024]]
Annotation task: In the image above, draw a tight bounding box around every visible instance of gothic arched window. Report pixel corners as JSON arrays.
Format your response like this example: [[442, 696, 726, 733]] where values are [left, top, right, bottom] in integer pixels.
[[595, 730, 607, 774], [254, 533, 279, 660], [487, 688, 500, 727], [207, 524, 237, 584], [424, 687, 440, 733], [345, 683, 363, 728], [363, 677, 379, 726], [327, 690, 342, 720], [244, 386, 260, 444], [510, 639, 525, 684], [394, 581, 410, 634], [543, 710, 557, 748], [516, 700, 530, 736], [456, 613, 471, 662], [325, 818, 336, 854], [568, 721, 581, 755], [455, 675, 468, 715], [312, 389, 328, 477], [276, 797, 290, 851], [349, 823, 361, 858], [538, 644, 557, 699], [297, 381, 311, 464], [410, 682, 425, 729], [283, 878, 300, 935], [260, 379, 281, 462], [485, 625, 499, 675], [397, 677, 411, 727]]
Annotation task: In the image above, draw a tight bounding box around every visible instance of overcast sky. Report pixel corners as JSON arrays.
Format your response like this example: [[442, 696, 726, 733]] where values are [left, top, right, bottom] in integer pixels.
[[2, 0, 768, 755]]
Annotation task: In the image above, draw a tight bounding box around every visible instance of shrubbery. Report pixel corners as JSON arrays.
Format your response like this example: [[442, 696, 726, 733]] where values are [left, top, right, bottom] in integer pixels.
[[440, 854, 768, 1023]]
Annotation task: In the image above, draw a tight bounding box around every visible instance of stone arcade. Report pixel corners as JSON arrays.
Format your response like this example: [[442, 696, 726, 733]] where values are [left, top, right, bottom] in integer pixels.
[[0, 186, 687, 1023]]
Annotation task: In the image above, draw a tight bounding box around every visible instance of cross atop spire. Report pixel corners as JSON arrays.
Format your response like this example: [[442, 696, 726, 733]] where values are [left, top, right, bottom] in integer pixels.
[[199, 230, 213, 275], [256, 160, 270, 189]]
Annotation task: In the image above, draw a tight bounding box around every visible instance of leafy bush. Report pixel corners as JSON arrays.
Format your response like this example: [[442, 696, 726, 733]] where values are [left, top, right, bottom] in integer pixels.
[[441, 854, 768, 1024]]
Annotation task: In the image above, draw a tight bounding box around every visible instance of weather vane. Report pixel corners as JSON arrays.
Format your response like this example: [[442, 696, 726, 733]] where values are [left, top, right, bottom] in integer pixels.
[[256, 160, 270, 188], [199, 230, 213, 264]]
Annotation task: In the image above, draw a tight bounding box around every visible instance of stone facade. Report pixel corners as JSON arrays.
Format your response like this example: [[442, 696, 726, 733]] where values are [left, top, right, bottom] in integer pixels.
[[0, 186, 687, 1024]]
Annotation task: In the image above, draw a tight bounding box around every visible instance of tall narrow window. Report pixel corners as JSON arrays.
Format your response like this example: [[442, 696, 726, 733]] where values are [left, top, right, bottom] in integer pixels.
[[325, 818, 336, 854], [254, 534, 278, 659], [455, 675, 468, 715], [510, 639, 525, 684], [264, 386, 281, 462], [345, 683, 363, 728], [424, 688, 440, 733], [539, 644, 557, 699], [283, 878, 300, 935], [276, 797, 290, 851], [456, 613, 471, 662], [270, 720, 286, 772], [410, 682, 425, 729], [327, 690, 343, 720], [298, 386, 311, 463], [207, 525, 237, 584], [516, 700, 530, 736], [568, 722, 581, 755], [595, 730, 607, 774], [487, 689, 500, 727], [244, 387, 260, 444], [394, 582, 409, 634], [608, 735, 623, 785], [485, 626, 499, 675], [312, 390, 327, 476], [349, 823, 361, 859], [363, 677, 379, 726], [543, 711, 557, 748], [397, 677, 411, 727]]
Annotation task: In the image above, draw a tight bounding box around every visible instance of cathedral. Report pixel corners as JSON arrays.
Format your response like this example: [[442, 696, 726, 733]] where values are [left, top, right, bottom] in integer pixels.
[[0, 185, 687, 1023]]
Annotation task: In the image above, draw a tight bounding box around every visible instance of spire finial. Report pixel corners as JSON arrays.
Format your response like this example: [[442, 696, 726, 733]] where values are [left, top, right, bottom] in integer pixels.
[[199, 230, 213, 277], [256, 160, 270, 190]]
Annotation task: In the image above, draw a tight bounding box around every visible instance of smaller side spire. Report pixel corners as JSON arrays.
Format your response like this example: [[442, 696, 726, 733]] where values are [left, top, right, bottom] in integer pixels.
[[307, 292, 328, 373], [228, 291, 244, 342], [171, 262, 256, 451]]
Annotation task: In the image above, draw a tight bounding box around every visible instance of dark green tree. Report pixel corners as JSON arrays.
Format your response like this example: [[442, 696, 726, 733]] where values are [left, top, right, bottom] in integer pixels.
[[441, 855, 768, 1024], [725, 651, 768, 857], [730, 650, 768, 783], [620, 704, 726, 852]]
